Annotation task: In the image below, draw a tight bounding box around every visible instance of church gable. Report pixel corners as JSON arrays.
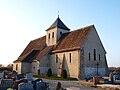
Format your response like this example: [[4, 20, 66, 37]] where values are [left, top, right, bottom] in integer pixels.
[[82, 26, 106, 55], [81, 26, 108, 77]]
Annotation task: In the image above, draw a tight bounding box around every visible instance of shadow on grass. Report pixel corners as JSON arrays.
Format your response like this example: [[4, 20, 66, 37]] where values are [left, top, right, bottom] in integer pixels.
[[33, 75, 78, 81]]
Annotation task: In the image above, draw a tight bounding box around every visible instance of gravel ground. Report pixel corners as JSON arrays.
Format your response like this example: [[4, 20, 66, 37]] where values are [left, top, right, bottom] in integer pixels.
[[43, 79, 105, 90]]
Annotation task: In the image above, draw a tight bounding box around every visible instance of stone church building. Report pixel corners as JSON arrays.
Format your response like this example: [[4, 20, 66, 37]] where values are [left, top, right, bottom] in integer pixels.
[[13, 17, 109, 79]]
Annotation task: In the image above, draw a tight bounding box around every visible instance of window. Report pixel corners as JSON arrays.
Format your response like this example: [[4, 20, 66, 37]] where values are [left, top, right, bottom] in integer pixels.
[[60, 32, 62, 35], [48, 33, 50, 39], [69, 53, 71, 63], [16, 64, 18, 70], [33, 66, 35, 71], [89, 53, 90, 60], [99, 54, 100, 61], [56, 55, 58, 63], [52, 32, 54, 38], [104, 55, 106, 61], [94, 49, 96, 60]]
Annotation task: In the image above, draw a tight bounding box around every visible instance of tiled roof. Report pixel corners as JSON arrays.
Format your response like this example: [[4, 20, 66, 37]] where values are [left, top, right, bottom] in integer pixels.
[[46, 17, 70, 31], [34, 46, 53, 60], [22, 50, 40, 62], [13, 36, 46, 62], [14, 25, 93, 63], [19, 36, 46, 57], [52, 25, 93, 53]]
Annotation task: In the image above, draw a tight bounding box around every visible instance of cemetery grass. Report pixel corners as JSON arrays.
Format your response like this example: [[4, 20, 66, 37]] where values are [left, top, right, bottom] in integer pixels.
[[33, 75, 78, 81]]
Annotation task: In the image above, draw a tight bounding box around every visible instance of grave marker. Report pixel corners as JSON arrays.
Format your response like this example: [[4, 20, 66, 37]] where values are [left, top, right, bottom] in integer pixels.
[[18, 82, 33, 90]]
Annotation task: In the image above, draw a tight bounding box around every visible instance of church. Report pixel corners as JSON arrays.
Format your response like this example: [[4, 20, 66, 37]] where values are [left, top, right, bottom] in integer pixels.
[[13, 17, 109, 79]]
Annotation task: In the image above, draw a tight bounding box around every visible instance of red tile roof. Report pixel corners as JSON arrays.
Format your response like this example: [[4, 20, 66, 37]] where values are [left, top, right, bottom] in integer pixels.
[[20, 36, 46, 57], [34, 46, 53, 60], [14, 25, 93, 63], [52, 25, 93, 53], [14, 36, 46, 62]]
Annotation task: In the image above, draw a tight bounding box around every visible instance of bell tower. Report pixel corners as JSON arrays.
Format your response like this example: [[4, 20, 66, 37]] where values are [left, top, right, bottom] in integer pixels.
[[46, 17, 70, 46]]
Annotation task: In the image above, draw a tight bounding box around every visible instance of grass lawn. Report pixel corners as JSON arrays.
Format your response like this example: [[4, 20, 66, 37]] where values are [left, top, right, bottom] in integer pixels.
[[33, 75, 78, 81]]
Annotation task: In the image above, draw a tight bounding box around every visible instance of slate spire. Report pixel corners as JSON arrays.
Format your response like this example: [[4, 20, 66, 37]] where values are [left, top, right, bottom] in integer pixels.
[[47, 17, 70, 31]]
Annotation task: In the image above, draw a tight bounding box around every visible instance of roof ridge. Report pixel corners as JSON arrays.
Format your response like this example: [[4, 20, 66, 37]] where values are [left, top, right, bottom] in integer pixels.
[[71, 25, 94, 32]]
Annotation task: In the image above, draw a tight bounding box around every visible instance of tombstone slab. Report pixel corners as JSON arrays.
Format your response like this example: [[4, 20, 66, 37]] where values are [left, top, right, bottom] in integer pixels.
[[18, 82, 33, 90], [36, 81, 47, 90]]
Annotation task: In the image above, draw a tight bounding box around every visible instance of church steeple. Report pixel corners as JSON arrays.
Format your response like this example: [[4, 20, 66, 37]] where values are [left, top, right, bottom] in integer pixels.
[[46, 17, 70, 31], [46, 17, 70, 46]]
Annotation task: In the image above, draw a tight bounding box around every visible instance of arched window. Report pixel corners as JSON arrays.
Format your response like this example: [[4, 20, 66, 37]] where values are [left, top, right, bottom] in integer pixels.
[[48, 33, 50, 39], [94, 49, 96, 60], [16, 64, 18, 70], [33, 66, 35, 71], [60, 32, 62, 35], [104, 54, 106, 61], [56, 55, 58, 63], [99, 54, 100, 61], [69, 53, 71, 63], [89, 53, 90, 60], [52, 32, 54, 38]]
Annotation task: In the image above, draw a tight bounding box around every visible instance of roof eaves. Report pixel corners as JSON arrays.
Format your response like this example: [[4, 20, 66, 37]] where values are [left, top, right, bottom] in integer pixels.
[[13, 60, 21, 63]]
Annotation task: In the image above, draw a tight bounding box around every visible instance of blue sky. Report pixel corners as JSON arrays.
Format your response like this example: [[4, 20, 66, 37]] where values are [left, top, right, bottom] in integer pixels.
[[0, 0, 120, 67]]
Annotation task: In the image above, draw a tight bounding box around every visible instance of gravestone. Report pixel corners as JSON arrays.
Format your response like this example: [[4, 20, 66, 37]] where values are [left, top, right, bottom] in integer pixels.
[[93, 75, 99, 85], [18, 82, 33, 90], [32, 78, 43, 90], [14, 79, 28, 90], [16, 74, 25, 80], [26, 73, 33, 81], [115, 72, 120, 80], [0, 73, 4, 79], [0, 79, 13, 90], [113, 75, 116, 83], [36, 81, 48, 90], [109, 72, 114, 83]]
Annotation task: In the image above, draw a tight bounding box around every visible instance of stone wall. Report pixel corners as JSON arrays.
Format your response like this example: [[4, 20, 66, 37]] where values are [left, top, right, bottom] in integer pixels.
[[46, 27, 69, 46], [50, 50, 79, 78], [13, 62, 22, 74], [31, 61, 39, 75], [21, 62, 31, 74], [39, 55, 49, 75], [81, 27, 108, 78]]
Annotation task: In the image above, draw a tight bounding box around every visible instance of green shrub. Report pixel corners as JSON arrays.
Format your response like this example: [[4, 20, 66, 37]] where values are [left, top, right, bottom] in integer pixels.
[[61, 70, 67, 78], [47, 68, 52, 77]]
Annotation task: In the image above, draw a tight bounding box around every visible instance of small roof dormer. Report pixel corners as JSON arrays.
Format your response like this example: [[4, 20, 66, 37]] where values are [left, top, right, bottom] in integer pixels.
[[46, 17, 70, 31]]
